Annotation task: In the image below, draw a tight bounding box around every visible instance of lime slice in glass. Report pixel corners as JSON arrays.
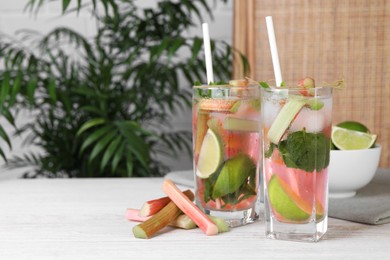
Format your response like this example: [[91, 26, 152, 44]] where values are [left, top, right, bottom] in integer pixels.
[[196, 129, 223, 179], [331, 126, 377, 150], [268, 175, 310, 222]]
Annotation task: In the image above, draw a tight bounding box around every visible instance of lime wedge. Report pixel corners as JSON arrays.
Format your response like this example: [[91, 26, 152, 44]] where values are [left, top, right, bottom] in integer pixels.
[[331, 126, 377, 150], [268, 175, 310, 222], [212, 154, 255, 198], [196, 129, 223, 179]]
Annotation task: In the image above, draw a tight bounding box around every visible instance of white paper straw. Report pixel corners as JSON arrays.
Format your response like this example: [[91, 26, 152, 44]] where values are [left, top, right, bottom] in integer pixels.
[[202, 23, 214, 84], [265, 16, 283, 86]]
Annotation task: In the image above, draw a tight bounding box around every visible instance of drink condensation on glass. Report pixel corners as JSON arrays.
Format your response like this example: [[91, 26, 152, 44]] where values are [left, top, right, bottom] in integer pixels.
[[192, 80, 261, 227], [261, 85, 332, 242]]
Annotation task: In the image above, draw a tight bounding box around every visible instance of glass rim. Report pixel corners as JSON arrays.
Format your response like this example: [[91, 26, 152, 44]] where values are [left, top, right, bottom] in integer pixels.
[[262, 86, 332, 91], [193, 84, 260, 89], [262, 86, 333, 95]]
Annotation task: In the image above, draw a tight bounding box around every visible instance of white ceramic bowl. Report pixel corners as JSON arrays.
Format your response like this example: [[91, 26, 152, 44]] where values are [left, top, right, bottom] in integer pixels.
[[328, 145, 381, 198]]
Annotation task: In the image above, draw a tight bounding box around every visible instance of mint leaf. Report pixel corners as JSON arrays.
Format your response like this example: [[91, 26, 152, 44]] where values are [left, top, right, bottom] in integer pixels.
[[259, 81, 270, 89], [221, 182, 256, 207], [194, 80, 202, 86], [203, 165, 222, 203], [264, 142, 275, 158], [278, 130, 330, 172], [306, 98, 324, 110], [209, 81, 228, 85], [196, 88, 212, 98]]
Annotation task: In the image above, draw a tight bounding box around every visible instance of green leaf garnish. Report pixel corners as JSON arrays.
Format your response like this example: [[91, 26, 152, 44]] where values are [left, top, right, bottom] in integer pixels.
[[277, 130, 330, 172], [196, 88, 212, 98], [264, 143, 275, 158], [259, 81, 270, 89], [194, 80, 202, 86], [209, 81, 229, 86]]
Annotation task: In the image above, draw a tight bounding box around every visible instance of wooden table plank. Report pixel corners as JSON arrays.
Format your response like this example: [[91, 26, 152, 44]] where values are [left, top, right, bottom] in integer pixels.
[[0, 178, 389, 259]]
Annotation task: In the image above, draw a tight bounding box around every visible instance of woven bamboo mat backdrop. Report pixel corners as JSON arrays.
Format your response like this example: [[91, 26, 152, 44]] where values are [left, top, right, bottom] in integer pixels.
[[233, 0, 390, 168]]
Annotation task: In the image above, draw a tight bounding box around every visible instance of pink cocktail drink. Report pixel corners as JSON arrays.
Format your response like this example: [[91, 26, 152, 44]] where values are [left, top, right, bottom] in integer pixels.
[[193, 80, 261, 227], [262, 82, 332, 242]]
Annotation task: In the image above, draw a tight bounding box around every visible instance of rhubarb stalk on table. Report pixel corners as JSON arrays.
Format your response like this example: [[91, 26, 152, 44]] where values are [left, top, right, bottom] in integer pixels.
[[162, 179, 219, 236], [139, 195, 172, 217], [132, 189, 195, 239], [127, 208, 197, 230]]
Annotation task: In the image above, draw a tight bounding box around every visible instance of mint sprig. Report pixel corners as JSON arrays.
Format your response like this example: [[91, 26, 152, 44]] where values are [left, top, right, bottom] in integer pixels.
[[277, 130, 330, 172], [259, 81, 270, 89]]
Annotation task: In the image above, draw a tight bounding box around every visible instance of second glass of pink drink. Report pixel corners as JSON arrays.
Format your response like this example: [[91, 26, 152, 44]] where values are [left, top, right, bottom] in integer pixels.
[[193, 79, 261, 227], [262, 79, 332, 242]]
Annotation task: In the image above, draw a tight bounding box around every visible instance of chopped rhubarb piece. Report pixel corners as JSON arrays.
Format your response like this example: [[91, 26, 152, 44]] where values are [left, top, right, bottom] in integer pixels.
[[194, 112, 209, 159], [209, 216, 229, 233], [229, 79, 248, 87], [199, 99, 238, 112], [126, 208, 149, 222], [132, 190, 195, 239], [170, 214, 197, 230], [133, 202, 182, 239], [298, 77, 315, 88], [127, 208, 196, 230], [162, 179, 219, 236], [139, 189, 194, 217], [139, 197, 170, 217]]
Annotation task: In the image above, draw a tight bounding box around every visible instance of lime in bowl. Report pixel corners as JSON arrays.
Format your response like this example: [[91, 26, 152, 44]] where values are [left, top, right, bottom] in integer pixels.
[[328, 122, 381, 198]]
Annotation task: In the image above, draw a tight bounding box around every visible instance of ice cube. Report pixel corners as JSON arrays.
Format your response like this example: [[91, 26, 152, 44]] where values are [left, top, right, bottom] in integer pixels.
[[262, 100, 282, 129], [289, 108, 325, 133]]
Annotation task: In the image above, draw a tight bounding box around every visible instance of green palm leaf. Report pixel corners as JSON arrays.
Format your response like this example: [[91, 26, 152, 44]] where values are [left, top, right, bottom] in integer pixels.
[[100, 136, 122, 171], [79, 124, 113, 154], [88, 130, 117, 163], [77, 118, 107, 136], [125, 152, 134, 177], [47, 77, 57, 103], [9, 71, 22, 107], [111, 142, 125, 173], [116, 121, 150, 169], [0, 124, 11, 150], [0, 71, 10, 112], [0, 146, 7, 163], [26, 76, 38, 106]]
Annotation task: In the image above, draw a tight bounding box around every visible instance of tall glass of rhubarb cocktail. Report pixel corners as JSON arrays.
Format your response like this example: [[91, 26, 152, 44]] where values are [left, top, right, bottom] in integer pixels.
[[261, 80, 332, 242], [193, 79, 261, 227]]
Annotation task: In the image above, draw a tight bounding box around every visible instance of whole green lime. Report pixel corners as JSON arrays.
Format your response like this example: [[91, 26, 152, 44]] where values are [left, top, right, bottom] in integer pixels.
[[337, 121, 370, 133]]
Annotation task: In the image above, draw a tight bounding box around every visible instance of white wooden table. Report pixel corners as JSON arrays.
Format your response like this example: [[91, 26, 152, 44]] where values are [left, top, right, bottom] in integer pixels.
[[1, 178, 390, 260]]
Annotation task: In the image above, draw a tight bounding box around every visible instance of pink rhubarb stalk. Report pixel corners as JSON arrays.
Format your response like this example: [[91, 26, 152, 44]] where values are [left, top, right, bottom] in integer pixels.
[[126, 208, 149, 222], [132, 190, 195, 239], [139, 189, 194, 216], [162, 179, 219, 236], [126, 208, 196, 230], [139, 196, 171, 217]]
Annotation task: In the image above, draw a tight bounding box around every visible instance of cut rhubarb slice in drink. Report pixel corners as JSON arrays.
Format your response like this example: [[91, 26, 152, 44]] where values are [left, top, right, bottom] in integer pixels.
[[222, 117, 259, 132], [199, 99, 238, 112], [267, 99, 305, 144]]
